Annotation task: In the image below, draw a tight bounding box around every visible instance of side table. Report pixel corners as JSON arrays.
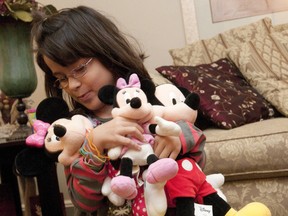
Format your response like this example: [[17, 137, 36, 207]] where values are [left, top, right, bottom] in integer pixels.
[[0, 138, 25, 215], [0, 126, 65, 216]]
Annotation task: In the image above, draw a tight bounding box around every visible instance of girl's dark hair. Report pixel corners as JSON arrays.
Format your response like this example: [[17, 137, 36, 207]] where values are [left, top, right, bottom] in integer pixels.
[[31, 6, 151, 110]]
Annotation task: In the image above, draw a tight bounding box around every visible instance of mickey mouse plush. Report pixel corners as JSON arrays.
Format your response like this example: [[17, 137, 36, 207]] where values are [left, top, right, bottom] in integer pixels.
[[152, 83, 271, 216]]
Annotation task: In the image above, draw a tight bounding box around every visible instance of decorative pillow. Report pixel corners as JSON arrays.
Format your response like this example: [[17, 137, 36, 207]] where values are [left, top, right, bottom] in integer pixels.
[[148, 69, 171, 86], [228, 31, 288, 117], [156, 58, 278, 129], [169, 17, 273, 66], [272, 23, 288, 33]]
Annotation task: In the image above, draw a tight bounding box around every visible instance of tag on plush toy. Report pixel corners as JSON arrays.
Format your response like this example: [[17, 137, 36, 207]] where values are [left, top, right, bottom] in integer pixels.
[[194, 203, 213, 216]]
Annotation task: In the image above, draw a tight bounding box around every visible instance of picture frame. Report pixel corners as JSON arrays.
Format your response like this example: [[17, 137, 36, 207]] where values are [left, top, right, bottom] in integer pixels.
[[210, 0, 288, 22]]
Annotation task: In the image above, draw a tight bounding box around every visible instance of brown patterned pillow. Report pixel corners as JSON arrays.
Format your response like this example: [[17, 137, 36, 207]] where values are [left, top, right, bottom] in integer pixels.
[[156, 58, 278, 129], [228, 31, 288, 117], [169, 17, 273, 66]]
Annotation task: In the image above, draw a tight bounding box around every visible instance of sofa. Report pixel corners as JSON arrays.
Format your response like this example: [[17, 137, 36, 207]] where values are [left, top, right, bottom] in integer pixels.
[[149, 17, 288, 216]]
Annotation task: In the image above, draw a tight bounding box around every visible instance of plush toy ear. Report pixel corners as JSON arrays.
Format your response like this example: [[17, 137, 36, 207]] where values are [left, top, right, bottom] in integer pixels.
[[14, 97, 70, 177], [14, 148, 54, 176], [98, 85, 118, 105], [36, 97, 70, 124], [185, 93, 200, 110], [177, 86, 191, 97], [141, 79, 159, 104]]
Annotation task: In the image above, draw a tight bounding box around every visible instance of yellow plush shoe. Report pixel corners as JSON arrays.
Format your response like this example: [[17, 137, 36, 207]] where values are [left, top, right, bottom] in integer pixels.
[[225, 202, 271, 216]]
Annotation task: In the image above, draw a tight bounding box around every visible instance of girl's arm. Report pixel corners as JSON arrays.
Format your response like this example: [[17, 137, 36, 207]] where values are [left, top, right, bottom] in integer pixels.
[[65, 158, 107, 213], [91, 116, 143, 153], [64, 116, 145, 212], [177, 120, 206, 169], [153, 120, 206, 168]]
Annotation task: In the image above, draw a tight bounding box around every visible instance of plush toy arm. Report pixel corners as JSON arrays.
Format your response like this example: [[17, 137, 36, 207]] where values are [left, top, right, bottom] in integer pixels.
[[206, 173, 227, 201], [154, 116, 181, 137], [107, 146, 122, 160]]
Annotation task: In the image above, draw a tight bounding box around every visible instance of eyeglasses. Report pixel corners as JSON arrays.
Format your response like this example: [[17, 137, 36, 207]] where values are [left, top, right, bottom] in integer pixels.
[[54, 58, 93, 89]]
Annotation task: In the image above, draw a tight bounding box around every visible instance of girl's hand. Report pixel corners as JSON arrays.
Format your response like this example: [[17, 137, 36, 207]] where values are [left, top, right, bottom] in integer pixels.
[[91, 116, 143, 154], [153, 135, 181, 160]]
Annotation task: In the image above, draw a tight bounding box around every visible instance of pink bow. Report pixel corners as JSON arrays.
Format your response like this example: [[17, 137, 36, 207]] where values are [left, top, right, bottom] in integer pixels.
[[116, 73, 141, 89], [26, 120, 51, 148]]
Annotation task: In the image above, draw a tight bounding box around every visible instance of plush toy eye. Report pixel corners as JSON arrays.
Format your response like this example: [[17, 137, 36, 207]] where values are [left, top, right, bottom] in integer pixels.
[[49, 134, 60, 142], [133, 90, 140, 98], [123, 91, 132, 104], [169, 92, 178, 105], [45, 134, 60, 143]]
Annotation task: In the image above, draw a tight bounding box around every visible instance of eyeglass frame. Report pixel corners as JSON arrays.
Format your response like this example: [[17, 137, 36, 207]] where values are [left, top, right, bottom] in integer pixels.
[[53, 58, 93, 89]]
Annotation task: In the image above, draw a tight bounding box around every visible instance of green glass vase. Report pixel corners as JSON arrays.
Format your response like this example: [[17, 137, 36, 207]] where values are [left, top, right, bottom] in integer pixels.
[[0, 17, 37, 98]]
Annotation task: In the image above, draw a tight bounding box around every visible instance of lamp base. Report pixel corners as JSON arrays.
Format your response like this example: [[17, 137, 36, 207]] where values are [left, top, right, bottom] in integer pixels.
[[16, 98, 28, 125], [7, 125, 32, 141], [7, 98, 32, 141]]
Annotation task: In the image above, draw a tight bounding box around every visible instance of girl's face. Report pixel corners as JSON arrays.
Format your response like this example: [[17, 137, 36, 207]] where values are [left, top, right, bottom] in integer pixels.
[[43, 56, 115, 117]]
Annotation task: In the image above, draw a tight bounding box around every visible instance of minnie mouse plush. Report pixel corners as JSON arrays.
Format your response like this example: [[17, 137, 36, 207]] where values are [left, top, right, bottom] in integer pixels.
[[98, 73, 180, 216]]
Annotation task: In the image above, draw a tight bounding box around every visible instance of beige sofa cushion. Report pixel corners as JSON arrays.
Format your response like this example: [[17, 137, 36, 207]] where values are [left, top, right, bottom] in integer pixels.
[[203, 117, 288, 180], [228, 31, 288, 116], [272, 22, 288, 32], [222, 178, 288, 215], [169, 17, 273, 66]]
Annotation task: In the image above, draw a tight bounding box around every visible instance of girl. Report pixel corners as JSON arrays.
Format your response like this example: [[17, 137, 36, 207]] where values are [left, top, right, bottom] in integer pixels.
[[31, 6, 205, 215]]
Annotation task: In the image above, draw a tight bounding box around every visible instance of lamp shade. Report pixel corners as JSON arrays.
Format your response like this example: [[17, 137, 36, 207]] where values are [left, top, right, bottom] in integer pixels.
[[0, 18, 37, 98]]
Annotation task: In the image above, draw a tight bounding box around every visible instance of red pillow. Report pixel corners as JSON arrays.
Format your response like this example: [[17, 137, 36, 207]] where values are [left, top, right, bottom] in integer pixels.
[[156, 58, 279, 129]]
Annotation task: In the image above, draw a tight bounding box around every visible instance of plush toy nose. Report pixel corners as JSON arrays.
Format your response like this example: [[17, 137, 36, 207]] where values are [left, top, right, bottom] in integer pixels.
[[54, 124, 67, 137], [130, 97, 141, 109]]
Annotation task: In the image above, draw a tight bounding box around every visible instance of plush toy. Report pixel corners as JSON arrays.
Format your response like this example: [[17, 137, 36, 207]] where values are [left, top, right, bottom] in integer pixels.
[[26, 114, 94, 166], [98, 73, 180, 216], [152, 83, 271, 216], [13, 97, 73, 216], [14, 97, 71, 177], [15, 97, 100, 172]]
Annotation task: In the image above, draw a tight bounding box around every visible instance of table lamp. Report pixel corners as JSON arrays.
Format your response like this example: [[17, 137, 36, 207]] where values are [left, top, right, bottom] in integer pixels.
[[0, 18, 37, 139]]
